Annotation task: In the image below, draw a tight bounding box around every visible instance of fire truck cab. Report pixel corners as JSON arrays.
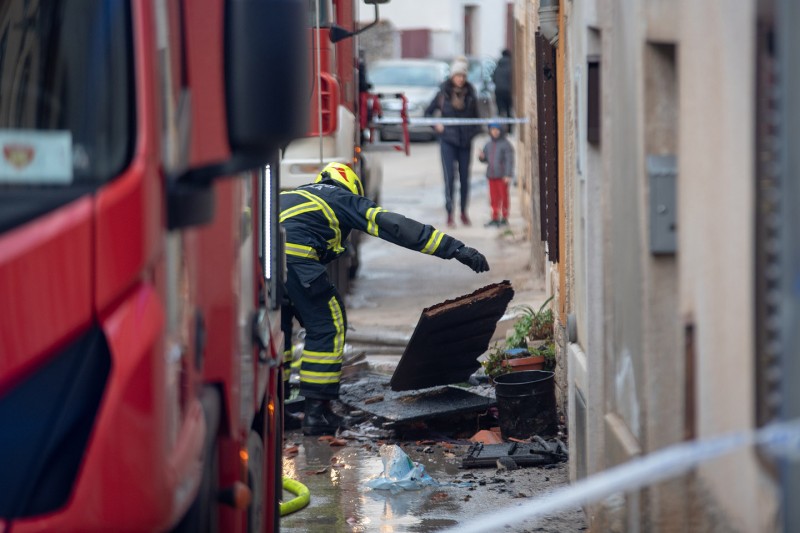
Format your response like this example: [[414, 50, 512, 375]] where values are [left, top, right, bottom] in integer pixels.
[[0, 0, 308, 531], [280, 0, 389, 292]]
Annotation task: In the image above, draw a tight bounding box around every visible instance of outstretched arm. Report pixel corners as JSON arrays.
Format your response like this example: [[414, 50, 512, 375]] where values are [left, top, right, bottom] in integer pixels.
[[375, 211, 490, 272], [374, 211, 462, 258], [339, 194, 490, 272]]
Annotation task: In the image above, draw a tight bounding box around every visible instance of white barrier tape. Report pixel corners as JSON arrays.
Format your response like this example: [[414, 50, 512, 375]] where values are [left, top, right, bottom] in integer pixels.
[[442, 419, 800, 533], [371, 117, 529, 126]]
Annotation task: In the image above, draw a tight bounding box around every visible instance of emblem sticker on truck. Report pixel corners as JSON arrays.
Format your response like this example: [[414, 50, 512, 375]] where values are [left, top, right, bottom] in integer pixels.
[[0, 130, 73, 184]]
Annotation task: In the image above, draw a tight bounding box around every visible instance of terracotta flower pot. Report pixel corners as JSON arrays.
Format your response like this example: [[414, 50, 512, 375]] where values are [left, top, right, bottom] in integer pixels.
[[501, 355, 546, 372]]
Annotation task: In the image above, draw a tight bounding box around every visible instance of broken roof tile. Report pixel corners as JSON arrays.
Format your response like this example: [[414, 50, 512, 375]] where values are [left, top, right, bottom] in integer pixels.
[[390, 281, 515, 391]]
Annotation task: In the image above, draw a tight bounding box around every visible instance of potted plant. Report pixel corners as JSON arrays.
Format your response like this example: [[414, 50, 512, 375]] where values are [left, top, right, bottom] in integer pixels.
[[482, 296, 556, 380], [507, 295, 555, 345], [482, 343, 534, 381]]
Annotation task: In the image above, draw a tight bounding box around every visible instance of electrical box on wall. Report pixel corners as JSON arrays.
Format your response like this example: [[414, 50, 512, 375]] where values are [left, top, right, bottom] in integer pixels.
[[647, 154, 677, 255]]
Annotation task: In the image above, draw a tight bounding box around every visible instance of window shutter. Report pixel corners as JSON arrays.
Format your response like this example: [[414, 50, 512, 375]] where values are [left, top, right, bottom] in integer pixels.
[[535, 32, 559, 263]]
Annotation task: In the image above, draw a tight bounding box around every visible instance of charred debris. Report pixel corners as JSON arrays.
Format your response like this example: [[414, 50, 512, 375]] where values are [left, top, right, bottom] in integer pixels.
[[291, 281, 567, 469]]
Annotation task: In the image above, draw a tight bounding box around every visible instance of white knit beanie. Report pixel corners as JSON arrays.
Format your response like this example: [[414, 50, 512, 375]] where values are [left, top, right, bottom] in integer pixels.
[[450, 56, 469, 77]]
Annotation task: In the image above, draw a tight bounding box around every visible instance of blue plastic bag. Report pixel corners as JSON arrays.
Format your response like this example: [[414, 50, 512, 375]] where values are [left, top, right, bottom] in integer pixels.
[[365, 444, 439, 492]]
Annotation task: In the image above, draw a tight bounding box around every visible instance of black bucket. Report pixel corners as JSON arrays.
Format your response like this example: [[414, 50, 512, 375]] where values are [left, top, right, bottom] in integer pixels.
[[494, 370, 556, 439]]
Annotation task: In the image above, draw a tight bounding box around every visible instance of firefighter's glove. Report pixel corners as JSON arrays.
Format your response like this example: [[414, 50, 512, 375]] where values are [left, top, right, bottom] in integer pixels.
[[453, 246, 490, 273]]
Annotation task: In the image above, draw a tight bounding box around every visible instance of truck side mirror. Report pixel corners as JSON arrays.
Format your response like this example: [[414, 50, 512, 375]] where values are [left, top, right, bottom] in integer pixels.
[[169, 0, 310, 230], [226, 0, 309, 157], [329, 0, 390, 43]]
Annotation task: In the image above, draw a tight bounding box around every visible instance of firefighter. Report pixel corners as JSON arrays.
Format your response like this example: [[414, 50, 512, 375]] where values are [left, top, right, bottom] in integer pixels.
[[280, 162, 490, 435]]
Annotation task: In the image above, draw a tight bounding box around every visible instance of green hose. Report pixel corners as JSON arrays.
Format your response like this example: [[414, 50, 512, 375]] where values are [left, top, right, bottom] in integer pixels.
[[280, 477, 310, 516]]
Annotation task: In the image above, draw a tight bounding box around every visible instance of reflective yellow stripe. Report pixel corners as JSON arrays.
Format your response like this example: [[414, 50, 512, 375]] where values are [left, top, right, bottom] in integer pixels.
[[421, 229, 445, 254], [285, 243, 319, 260], [328, 296, 345, 353], [284, 349, 301, 369], [283, 349, 291, 381], [299, 370, 342, 384], [280, 200, 319, 222], [302, 350, 341, 364], [291, 190, 344, 253], [366, 207, 385, 237]]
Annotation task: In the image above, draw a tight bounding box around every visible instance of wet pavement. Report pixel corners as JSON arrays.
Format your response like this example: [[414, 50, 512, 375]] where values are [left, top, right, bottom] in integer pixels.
[[280, 139, 587, 532], [281, 429, 585, 533]]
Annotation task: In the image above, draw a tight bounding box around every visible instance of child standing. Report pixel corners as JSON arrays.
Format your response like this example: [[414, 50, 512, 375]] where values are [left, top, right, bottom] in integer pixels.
[[478, 123, 515, 226]]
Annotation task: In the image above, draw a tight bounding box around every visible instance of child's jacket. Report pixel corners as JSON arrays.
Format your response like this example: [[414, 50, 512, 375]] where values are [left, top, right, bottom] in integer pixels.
[[480, 135, 514, 179]]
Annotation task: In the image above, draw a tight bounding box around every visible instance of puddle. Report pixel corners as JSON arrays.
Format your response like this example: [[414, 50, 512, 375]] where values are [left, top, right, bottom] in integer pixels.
[[358, 487, 443, 531], [282, 433, 475, 531], [282, 437, 441, 532]]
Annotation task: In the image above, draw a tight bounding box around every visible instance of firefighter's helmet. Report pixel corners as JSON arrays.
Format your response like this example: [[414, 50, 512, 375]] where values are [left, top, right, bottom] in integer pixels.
[[315, 162, 364, 196]]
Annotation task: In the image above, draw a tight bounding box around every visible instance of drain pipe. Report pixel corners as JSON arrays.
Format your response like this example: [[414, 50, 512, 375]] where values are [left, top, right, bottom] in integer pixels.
[[539, 0, 560, 46]]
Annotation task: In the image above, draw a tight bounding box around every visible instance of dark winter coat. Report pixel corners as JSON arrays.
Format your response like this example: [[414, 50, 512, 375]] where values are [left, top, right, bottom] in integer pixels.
[[424, 79, 482, 148], [492, 55, 512, 95]]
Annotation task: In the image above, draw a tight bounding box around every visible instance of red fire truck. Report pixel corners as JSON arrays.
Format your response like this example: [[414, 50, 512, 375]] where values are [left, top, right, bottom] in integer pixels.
[[280, 0, 390, 293], [0, 0, 307, 531]]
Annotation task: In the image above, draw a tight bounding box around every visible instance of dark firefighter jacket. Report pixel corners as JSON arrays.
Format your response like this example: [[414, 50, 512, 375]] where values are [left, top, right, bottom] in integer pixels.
[[280, 182, 465, 286]]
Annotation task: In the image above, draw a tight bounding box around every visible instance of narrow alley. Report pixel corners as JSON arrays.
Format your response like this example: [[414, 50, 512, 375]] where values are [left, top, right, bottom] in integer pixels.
[[2, 1, 797, 532], [280, 139, 586, 532]]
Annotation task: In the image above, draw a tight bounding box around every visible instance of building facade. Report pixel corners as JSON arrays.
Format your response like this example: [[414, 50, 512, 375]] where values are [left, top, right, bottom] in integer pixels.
[[515, 0, 798, 530], [359, 0, 513, 60]]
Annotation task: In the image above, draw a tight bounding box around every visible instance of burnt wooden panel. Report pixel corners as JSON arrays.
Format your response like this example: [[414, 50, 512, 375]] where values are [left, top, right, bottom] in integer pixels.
[[535, 33, 559, 262], [390, 281, 515, 391]]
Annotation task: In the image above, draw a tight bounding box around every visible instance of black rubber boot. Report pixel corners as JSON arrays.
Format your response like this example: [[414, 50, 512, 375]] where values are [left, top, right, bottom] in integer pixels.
[[285, 410, 303, 430], [302, 399, 345, 436]]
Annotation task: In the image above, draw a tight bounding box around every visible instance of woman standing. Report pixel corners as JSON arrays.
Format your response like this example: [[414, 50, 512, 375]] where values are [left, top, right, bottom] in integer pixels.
[[425, 56, 482, 228]]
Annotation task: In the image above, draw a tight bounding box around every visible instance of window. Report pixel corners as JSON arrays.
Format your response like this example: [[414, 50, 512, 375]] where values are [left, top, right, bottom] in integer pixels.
[[0, 0, 133, 186], [587, 56, 600, 144]]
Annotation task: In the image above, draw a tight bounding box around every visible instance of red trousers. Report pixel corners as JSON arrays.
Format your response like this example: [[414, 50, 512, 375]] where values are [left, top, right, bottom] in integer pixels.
[[488, 178, 510, 220]]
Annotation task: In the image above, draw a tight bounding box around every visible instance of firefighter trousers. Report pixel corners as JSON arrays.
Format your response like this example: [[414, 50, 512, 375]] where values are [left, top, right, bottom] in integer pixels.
[[281, 266, 347, 400]]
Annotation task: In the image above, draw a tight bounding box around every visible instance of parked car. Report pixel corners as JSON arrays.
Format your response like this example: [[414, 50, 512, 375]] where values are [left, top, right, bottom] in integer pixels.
[[367, 58, 450, 142]]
